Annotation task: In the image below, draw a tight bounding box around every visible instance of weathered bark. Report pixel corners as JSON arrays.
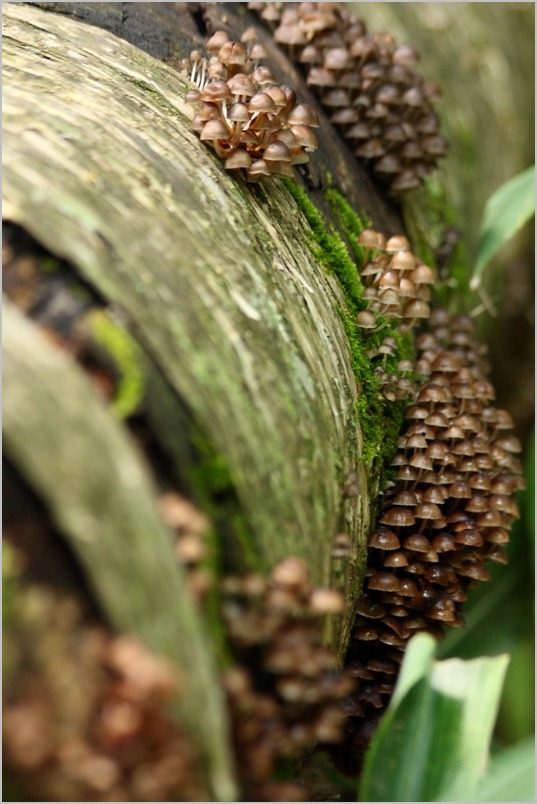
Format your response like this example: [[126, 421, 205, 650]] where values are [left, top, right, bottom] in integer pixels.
[[2, 3, 400, 796]]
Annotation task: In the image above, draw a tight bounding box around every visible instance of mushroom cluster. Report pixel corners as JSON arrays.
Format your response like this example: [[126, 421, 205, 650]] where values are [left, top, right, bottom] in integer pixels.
[[248, 1, 448, 193], [354, 228, 436, 401], [181, 29, 319, 180], [4, 622, 207, 802], [356, 229, 435, 333], [221, 558, 354, 801], [337, 308, 523, 770]]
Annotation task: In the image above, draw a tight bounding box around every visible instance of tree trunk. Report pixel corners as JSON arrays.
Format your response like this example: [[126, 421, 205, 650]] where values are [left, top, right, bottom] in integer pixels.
[[2, 3, 402, 798]]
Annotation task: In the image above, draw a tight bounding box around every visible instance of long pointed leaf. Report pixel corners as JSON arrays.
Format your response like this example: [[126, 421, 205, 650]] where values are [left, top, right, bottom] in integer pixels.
[[471, 166, 535, 290], [360, 633, 509, 802]]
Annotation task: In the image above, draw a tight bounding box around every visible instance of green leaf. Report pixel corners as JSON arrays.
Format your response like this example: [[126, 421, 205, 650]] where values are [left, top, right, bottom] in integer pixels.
[[359, 633, 509, 802], [471, 165, 535, 289], [466, 737, 535, 802]]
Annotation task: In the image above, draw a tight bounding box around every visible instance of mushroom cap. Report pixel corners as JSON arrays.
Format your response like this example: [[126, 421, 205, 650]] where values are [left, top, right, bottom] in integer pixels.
[[290, 124, 318, 150], [287, 102, 320, 127], [248, 92, 277, 114], [227, 73, 257, 99], [356, 139, 386, 159], [356, 310, 377, 329], [272, 556, 311, 590], [207, 30, 230, 53], [354, 625, 379, 641], [218, 40, 248, 66], [356, 598, 387, 619], [380, 508, 416, 528], [225, 150, 253, 170], [390, 169, 421, 192], [200, 80, 233, 103], [307, 66, 337, 88], [411, 264, 436, 285], [367, 529, 401, 550], [367, 572, 402, 593], [263, 141, 293, 162], [392, 490, 419, 507], [274, 22, 308, 46], [403, 534, 431, 553], [403, 299, 431, 319], [200, 119, 231, 141], [485, 528, 510, 544], [415, 502, 443, 520], [431, 533, 456, 552], [454, 529, 483, 547], [247, 159, 271, 178], [384, 551, 409, 568], [227, 102, 251, 122]]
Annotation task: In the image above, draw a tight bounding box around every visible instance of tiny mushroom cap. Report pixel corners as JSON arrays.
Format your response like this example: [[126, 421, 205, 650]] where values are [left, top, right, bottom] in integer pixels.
[[384, 551, 409, 568], [274, 22, 308, 47], [227, 102, 251, 122], [263, 141, 293, 163], [200, 118, 231, 142], [367, 572, 402, 593], [380, 507, 416, 528], [218, 40, 248, 66], [375, 154, 401, 174], [415, 502, 443, 521], [368, 529, 401, 550], [185, 89, 202, 105], [431, 533, 456, 552], [207, 30, 230, 53], [272, 556, 311, 589], [251, 66, 278, 87], [390, 169, 421, 192], [248, 91, 276, 113], [393, 44, 420, 65], [386, 235, 411, 253], [309, 588, 344, 614], [225, 150, 253, 171], [227, 73, 257, 98], [356, 598, 387, 619], [248, 159, 271, 180], [358, 229, 386, 249], [392, 490, 419, 507], [290, 124, 318, 150], [356, 310, 377, 329], [200, 80, 233, 103], [403, 299, 431, 319], [354, 625, 379, 641], [403, 534, 431, 553]]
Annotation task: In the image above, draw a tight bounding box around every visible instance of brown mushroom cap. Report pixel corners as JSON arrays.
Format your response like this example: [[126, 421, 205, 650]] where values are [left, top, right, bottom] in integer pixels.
[[368, 529, 401, 550], [367, 572, 402, 593], [380, 508, 416, 528]]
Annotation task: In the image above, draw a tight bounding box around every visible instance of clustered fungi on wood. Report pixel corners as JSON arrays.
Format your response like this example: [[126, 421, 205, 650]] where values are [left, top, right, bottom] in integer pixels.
[[335, 307, 523, 772], [3, 10, 524, 798], [248, 1, 448, 193], [181, 29, 319, 180], [355, 229, 436, 401], [220, 558, 355, 801]]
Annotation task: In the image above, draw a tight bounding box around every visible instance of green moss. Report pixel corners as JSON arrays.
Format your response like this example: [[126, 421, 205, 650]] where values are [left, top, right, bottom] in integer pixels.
[[324, 186, 371, 263], [283, 181, 411, 486], [88, 310, 145, 419], [283, 181, 364, 308]]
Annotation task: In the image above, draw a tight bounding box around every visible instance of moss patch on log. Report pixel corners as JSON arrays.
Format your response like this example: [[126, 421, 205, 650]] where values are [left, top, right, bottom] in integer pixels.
[[282, 181, 409, 487]]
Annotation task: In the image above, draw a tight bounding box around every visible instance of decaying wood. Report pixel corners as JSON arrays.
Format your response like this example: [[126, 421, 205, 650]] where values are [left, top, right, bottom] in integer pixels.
[[2, 3, 402, 795]]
